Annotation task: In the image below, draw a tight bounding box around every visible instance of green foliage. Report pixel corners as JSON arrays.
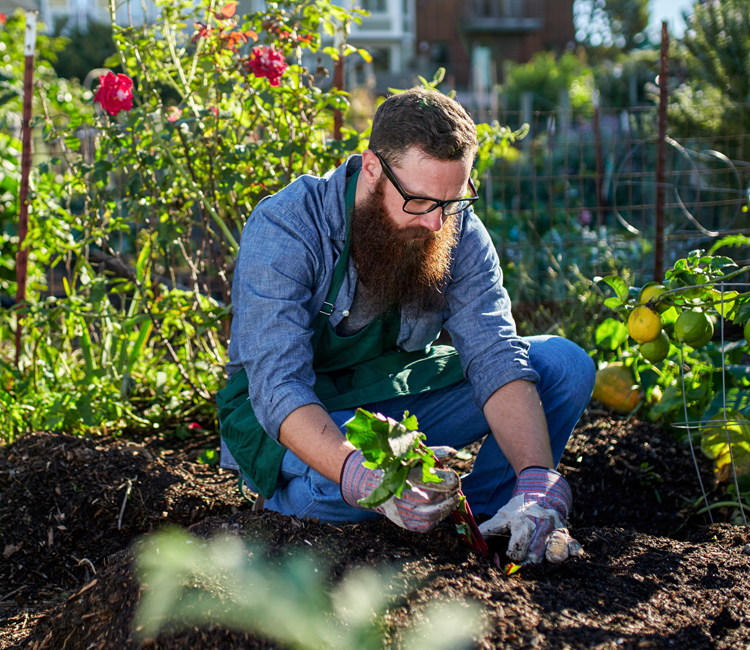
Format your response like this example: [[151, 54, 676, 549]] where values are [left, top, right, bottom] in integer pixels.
[[0, 10, 91, 303], [574, 0, 651, 53], [345, 409, 440, 508], [595, 245, 750, 513], [0, 0, 370, 442], [682, 0, 750, 105], [134, 528, 485, 649], [591, 49, 659, 108], [502, 51, 594, 112], [669, 0, 750, 147], [0, 133, 21, 295]]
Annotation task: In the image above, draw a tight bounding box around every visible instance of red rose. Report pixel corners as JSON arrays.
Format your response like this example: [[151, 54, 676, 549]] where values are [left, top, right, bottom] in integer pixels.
[[246, 46, 288, 87], [0, 13, 7, 25], [94, 72, 134, 116]]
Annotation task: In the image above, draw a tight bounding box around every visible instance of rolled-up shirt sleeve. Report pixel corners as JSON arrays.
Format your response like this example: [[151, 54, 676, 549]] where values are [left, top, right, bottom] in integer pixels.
[[444, 210, 540, 410], [229, 189, 331, 441]]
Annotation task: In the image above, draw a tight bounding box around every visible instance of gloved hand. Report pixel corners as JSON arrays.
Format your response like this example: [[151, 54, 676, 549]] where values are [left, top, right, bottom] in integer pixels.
[[340, 448, 461, 533], [478, 466, 583, 565]]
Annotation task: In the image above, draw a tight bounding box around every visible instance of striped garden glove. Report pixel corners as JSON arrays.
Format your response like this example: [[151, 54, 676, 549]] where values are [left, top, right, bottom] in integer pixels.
[[478, 466, 583, 564], [340, 449, 461, 533]]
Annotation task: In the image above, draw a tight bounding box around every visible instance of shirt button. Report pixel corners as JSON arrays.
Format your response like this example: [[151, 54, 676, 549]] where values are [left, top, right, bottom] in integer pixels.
[[342, 310, 350, 317]]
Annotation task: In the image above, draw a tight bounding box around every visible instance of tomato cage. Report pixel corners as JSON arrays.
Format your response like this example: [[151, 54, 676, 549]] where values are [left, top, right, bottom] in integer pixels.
[[672, 281, 750, 528]]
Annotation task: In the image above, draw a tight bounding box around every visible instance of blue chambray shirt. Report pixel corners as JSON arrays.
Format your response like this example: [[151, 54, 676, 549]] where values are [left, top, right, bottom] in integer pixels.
[[226, 155, 539, 442]]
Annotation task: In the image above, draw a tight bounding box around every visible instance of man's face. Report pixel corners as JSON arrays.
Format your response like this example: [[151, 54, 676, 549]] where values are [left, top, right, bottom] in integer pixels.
[[368, 147, 474, 239], [350, 148, 473, 314]]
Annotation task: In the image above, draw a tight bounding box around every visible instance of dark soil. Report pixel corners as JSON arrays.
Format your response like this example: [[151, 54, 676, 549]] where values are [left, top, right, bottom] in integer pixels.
[[1, 413, 749, 650]]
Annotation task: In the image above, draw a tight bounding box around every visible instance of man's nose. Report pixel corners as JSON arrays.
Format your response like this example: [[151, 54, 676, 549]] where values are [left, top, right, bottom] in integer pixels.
[[419, 208, 445, 232]]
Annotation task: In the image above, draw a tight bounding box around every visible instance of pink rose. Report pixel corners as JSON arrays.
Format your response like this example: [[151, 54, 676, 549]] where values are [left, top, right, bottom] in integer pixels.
[[94, 72, 134, 116], [0, 13, 7, 25], [246, 46, 288, 87]]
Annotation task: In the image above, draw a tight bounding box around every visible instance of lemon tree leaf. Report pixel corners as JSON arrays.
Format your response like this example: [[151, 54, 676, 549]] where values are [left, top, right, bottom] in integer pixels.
[[700, 411, 750, 481], [594, 318, 629, 351], [597, 275, 629, 304]]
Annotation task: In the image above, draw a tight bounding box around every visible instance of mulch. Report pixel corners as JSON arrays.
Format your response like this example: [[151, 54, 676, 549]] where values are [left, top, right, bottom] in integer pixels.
[[1, 412, 749, 650]]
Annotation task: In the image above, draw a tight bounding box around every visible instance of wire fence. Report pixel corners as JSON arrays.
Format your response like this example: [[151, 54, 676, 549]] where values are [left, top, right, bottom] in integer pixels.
[[7, 97, 750, 309], [474, 102, 750, 306]]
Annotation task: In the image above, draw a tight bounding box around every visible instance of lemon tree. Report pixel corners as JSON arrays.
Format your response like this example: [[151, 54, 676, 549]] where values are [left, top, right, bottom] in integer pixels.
[[595, 242, 750, 424], [595, 240, 750, 523]]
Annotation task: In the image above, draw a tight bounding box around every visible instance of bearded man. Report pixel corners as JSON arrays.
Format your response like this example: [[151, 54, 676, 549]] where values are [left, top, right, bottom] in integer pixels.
[[218, 88, 596, 565]]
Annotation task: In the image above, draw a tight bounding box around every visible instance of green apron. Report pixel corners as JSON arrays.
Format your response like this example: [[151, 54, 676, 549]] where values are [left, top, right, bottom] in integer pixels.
[[217, 170, 465, 499]]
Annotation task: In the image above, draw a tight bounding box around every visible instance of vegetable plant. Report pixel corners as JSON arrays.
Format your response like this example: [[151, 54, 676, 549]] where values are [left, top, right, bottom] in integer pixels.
[[345, 409, 490, 559], [135, 527, 485, 649]]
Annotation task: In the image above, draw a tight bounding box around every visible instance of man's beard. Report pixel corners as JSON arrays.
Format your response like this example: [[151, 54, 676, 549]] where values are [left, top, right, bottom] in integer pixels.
[[349, 177, 459, 315]]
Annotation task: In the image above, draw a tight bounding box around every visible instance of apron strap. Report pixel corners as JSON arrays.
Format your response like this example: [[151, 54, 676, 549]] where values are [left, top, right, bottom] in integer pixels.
[[310, 168, 358, 349]]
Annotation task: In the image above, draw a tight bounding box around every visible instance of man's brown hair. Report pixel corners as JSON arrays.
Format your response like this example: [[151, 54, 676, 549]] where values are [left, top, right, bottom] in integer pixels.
[[368, 87, 478, 166]]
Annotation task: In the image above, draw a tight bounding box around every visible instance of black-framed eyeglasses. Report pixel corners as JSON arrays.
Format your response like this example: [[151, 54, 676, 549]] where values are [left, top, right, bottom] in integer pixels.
[[373, 150, 478, 217]]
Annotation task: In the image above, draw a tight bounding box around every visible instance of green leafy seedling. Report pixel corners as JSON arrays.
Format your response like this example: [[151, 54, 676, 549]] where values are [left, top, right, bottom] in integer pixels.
[[346, 409, 490, 559], [345, 408, 440, 508]]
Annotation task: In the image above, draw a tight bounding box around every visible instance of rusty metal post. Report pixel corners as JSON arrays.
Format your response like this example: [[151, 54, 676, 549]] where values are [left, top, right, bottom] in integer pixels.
[[592, 90, 604, 233], [654, 21, 669, 281], [332, 24, 346, 141], [333, 56, 345, 140], [15, 11, 37, 367]]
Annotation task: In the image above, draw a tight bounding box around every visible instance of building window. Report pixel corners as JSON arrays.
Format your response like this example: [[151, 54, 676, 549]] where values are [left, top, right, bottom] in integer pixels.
[[361, 0, 387, 13], [430, 43, 449, 67], [370, 46, 391, 73]]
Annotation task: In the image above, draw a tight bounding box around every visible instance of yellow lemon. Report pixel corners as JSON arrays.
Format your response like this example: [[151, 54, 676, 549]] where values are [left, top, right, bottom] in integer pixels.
[[638, 283, 669, 313], [673, 310, 714, 348], [628, 305, 662, 345], [639, 330, 670, 363]]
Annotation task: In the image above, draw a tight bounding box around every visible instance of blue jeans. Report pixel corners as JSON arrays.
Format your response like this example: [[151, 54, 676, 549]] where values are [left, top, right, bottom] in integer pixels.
[[261, 335, 595, 522]]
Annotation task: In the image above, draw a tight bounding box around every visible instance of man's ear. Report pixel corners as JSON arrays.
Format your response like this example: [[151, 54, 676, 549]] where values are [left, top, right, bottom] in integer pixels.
[[360, 149, 381, 187]]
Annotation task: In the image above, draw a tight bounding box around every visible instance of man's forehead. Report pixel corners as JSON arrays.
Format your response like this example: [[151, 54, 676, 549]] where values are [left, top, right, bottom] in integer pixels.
[[390, 148, 471, 194], [396, 146, 469, 167]]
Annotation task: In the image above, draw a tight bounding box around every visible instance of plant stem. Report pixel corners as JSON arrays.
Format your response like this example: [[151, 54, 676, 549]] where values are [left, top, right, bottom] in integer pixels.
[[696, 500, 750, 515], [434, 457, 490, 559]]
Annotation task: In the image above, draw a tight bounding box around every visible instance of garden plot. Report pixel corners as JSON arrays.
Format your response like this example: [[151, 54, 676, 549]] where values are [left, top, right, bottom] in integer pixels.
[[1, 414, 749, 650]]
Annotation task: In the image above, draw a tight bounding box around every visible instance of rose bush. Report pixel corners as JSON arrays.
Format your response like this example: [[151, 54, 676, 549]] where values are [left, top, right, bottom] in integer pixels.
[[1, 0, 371, 440]]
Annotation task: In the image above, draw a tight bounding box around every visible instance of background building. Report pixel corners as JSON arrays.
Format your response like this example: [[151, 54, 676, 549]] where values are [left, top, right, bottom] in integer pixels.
[[1, 0, 575, 101], [416, 0, 576, 90]]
